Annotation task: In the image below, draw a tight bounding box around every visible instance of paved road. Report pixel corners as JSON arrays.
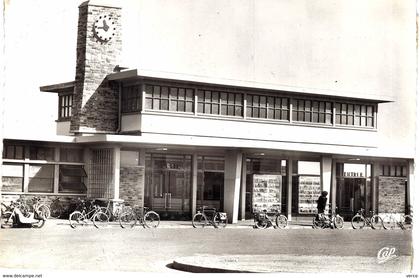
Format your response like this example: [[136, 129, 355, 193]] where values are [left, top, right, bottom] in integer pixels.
[[0, 222, 413, 273]]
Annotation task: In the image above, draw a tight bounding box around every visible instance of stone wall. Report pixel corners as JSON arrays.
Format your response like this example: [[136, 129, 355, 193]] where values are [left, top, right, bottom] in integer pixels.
[[378, 177, 406, 213], [119, 166, 144, 206], [70, 2, 122, 133]]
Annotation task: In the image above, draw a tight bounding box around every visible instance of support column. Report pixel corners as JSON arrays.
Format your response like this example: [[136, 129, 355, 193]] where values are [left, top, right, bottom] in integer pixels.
[[407, 159, 414, 214], [321, 156, 332, 209], [287, 158, 292, 221], [373, 163, 381, 212], [191, 153, 198, 217], [112, 146, 121, 200], [223, 151, 243, 224], [53, 147, 60, 194], [23, 145, 30, 193], [240, 155, 247, 221], [139, 149, 146, 207], [330, 161, 337, 212]]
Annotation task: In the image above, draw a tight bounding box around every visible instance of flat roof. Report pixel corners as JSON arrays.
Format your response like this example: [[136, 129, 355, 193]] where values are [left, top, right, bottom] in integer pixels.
[[40, 81, 75, 93]]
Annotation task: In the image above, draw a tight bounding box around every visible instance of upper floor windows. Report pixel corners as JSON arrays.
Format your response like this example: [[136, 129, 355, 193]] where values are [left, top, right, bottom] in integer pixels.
[[197, 90, 243, 117], [122, 86, 142, 113], [58, 94, 72, 120], [145, 85, 194, 113], [3, 143, 24, 159], [292, 99, 332, 124], [335, 103, 375, 128], [247, 95, 288, 120]]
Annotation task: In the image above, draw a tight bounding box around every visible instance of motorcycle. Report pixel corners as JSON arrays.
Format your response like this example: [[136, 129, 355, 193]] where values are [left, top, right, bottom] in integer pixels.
[[1, 201, 46, 228]]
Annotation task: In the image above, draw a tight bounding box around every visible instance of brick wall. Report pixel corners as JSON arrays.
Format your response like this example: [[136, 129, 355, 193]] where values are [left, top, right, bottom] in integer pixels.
[[378, 177, 406, 213], [119, 166, 144, 206], [70, 2, 122, 133]]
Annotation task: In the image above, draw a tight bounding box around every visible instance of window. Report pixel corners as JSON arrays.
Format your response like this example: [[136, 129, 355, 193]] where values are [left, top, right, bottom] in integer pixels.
[[197, 90, 243, 116], [246, 94, 289, 120], [335, 103, 375, 127], [60, 148, 84, 162], [2, 163, 24, 192], [121, 150, 140, 166], [122, 85, 142, 113], [59, 165, 87, 193], [30, 146, 55, 161], [28, 164, 54, 193], [381, 165, 407, 177], [3, 144, 24, 159], [145, 85, 194, 113], [292, 99, 332, 124], [58, 94, 73, 120]]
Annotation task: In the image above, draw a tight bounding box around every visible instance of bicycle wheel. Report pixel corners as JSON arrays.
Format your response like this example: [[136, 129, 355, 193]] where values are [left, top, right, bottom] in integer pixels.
[[371, 215, 384, 230], [382, 216, 396, 230], [144, 211, 160, 228], [402, 215, 413, 230], [1, 211, 14, 228], [275, 215, 288, 229], [37, 204, 50, 219], [93, 212, 109, 228], [49, 203, 63, 219], [255, 216, 268, 229], [69, 211, 85, 228], [31, 219, 45, 228], [119, 212, 136, 228], [351, 215, 365, 229], [100, 207, 112, 221], [213, 213, 227, 228], [334, 215, 344, 229], [192, 213, 207, 228]]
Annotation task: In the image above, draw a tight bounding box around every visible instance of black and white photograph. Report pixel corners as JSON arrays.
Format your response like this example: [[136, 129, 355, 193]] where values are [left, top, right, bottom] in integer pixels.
[[0, 0, 417, 277]]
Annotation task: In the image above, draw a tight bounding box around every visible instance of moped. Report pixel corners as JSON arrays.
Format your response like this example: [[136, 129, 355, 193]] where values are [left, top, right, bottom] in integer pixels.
[[1, 201, 46, 228]]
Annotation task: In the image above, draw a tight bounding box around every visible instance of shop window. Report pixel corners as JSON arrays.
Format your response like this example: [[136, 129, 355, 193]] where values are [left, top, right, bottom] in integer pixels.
[[58, 94, 73, 120], [335, 103, 375, 128], [246, 94, 289, 120], [60, 148, 84, 162], [2, 163, 24, 192], [29, 146, 55, 161], [28, 164, 54, 193], [59, 165, 87, 193], [3, 143, 24, 159], [292, 99, 332, 124], [145, 85, 194, 113], [381, 165, 407, 177], [197, 90, 243, 117], [122, 85, 142, 113], [121, 150, 140, 166]]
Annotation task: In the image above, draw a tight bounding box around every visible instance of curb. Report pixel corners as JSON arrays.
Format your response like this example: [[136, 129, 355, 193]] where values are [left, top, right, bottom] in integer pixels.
[[172, 260, 253, 273]]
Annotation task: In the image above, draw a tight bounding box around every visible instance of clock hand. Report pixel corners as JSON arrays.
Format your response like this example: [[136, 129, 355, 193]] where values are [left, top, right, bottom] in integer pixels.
[[102, 19, 109, 32]]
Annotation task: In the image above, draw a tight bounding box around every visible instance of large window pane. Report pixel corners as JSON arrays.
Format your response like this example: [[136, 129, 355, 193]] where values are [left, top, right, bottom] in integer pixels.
[[28, 164, 54, 193]]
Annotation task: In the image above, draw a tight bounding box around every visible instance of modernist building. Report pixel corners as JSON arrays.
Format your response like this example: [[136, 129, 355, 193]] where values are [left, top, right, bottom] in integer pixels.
[[1, 1, 416, 222]]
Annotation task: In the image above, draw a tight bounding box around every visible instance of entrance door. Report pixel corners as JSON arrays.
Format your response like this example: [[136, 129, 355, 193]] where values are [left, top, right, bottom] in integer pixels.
[[337, 178, 366, 220], [197, 172, 224, 211], [151, 169, 190, 218]]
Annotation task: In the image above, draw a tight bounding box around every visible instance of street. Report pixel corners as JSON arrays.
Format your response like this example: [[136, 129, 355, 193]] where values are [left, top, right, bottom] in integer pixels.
[[0, 221, 413, 274]]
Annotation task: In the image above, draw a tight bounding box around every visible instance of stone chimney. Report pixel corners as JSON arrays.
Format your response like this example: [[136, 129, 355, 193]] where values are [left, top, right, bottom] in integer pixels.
[[70, 0, 122, 134]]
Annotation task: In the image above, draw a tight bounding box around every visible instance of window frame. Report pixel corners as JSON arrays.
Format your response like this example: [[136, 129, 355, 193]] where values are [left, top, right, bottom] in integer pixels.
[[58, 93, 73, 121]]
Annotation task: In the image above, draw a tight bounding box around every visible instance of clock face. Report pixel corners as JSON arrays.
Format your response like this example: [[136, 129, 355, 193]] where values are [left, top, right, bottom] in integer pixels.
[[93, 14, 116, 42]]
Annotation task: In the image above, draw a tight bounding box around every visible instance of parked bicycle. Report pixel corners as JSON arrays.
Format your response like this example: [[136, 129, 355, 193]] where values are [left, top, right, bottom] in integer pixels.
[[312, 207, 344, 229], [28, 197, 51, 219], [69, 199, 109, 228], [100, 199, 132, 221], [254, 209, 288, 229], [192, 206, 228, 228], [382, 213, 413, 230], [351, 208, 384, 229], [119, 206, 160, 228], [49, 197, 65, 219]]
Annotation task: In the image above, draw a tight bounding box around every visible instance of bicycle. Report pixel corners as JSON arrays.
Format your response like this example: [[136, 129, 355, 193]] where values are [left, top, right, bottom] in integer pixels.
[[254, 209, 288, 229], [192, 206, 228, 228], [28, 197, 51, 219], [49, 197, 64, 219], [382, 213, 413, 230], [100, 199, 132, 221], [119, 206, 160, 228], [69, 200, 109, 228], [313, 207, 344, 229], [351, 208, 384, 229]]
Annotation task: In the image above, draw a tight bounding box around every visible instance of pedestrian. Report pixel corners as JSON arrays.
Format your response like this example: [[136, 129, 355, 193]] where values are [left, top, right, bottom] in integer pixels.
[[316, 191, 328, 220]]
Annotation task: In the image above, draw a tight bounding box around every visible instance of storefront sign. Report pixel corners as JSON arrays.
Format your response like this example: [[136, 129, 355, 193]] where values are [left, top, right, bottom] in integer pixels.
[[298, 176, 321, 214], [252, 174, 282, 213]]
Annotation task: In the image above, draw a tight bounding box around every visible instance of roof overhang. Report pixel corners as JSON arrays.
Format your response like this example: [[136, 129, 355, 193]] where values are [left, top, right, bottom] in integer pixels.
[[106, 69, 394, 103], [40, 81, 75, 93]]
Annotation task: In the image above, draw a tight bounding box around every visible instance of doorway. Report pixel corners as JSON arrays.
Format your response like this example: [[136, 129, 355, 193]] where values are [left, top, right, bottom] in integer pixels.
[[197, 171, 224, 211]]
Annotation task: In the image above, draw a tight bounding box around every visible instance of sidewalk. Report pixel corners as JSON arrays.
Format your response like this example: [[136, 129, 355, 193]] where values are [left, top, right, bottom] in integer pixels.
[[42, 218, 354, 229]]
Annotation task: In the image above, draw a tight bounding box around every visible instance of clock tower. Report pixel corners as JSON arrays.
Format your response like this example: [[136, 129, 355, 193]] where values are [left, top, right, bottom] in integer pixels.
[[70, 0, 122, 134]]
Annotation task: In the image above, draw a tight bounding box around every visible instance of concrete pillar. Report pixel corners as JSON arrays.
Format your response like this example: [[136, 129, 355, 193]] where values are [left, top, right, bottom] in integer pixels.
[[191, 153, 198, 217], [240, 155, 247, 221], [112, 146, 121, 200], [139, 149, 146, 207], [330, 161, 337, 212], [373, 163, 381, 212], [287, 158, 293, 221], [321, 156, 332, 210], [23, 145, 30, 193], [223, 151, 243, 224], [407, 159, 414, 214], [53, 147, 60, 194]]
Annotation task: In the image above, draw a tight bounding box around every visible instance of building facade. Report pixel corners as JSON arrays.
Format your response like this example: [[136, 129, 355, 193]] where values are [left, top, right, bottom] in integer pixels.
[[1, 0, 416, 223]]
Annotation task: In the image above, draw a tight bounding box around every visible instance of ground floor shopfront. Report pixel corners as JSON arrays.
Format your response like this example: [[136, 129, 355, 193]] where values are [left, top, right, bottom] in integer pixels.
[[1, 140, 414, 222]]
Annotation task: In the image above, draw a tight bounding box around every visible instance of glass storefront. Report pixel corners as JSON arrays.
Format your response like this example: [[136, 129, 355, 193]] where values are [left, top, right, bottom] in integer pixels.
[[196, 156, 224, 211], [145, 154, 191, 219]]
